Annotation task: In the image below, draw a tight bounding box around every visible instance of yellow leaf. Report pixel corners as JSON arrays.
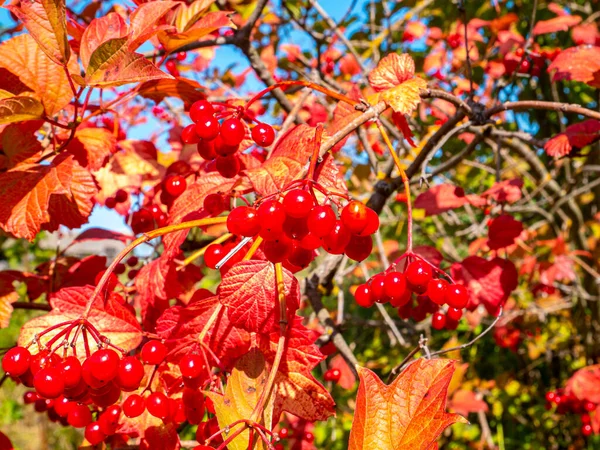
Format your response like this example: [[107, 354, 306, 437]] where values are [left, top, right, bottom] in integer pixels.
[[0, 96, 45, 124], [381, 77, 427, 115]]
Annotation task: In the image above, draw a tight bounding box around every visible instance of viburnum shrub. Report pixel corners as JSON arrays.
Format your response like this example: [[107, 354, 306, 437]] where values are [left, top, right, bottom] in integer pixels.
[[1, 0, 600, 449]]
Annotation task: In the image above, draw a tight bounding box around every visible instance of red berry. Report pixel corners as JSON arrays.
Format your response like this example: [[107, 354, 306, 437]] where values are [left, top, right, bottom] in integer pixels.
[[341, 200, 369, 234], [278, 427, 289, 439], [446, 307, 463, 321], [324, 368, 341, 382], [68, 403, 92, 428], [203, 193, 227, 216], [257, 200, 286, 239], [127, 269, 139, 280], [85, 421, 106, 445], [356, 207, 380, 236], [176, 51, 186, 61], [299, 232, 322, 250], [369, 273, 387, 302], [105, 196, 117, 209], [582, 424, 593, 437], [405, 260, 433, 288], [287, 244, 313, 269], [445, 284, 469, 309], [114, 263, 126, 275], [322, 221, 351, 254], [34, 367, 64, 399], [195, 116, 220, 141], [445, 317, 459, 330], [58, 356, 82, 389], [283, 215, 309, 241], [164, 175, 187, 197], [227, 206, 261, 237], [182, 124, 200, 144], [304, 431, 315, 443], [515, 47, 524, 57], [220, 117, 246, 146], [123, 394, 145, 418], [146, 392, 170, 419], [165, 59, 178, 75], [251, 123, 275, 147], [204, 243, 224, 269], [344, 234, 373, 261], [214, 135, 238, 157], [584, 401, 596, 412], [116, 356, 144, 391], [383, 272, 407, 301], [197, 139, 217, 160], [53, 396, 74, 417], [545, 391, 556, 403], [431, 312, 446, 330], [427, 278, 448, 305], [190, 100, 215, 123], [354, 284, 374, 308], [262, 236, 294, 263], [2, 346, 31, 377], [282, 189, 314, 218], [29, 350, 59, 375], [215, 155, 240, 178], [141, 341, 168, 366], [88, 349, 120, 381], [23, 391, 39, 404], [179, 354, 204, 379], [307, 205, 337, 237], [98, 404, 121, 435], [126, 256, 139, 267]]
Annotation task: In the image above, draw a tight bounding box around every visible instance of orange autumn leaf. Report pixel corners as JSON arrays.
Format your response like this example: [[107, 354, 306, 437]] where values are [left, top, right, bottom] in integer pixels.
[[368, 53, 427, 115], [348, 360, 466, 450]]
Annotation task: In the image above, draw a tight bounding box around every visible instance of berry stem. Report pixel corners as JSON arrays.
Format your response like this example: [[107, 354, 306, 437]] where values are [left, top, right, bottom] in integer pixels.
[[377, 121, 413, 252], [245, 80, 359, 112], [243, 237, 263, 260], [82, 216, 228, 318], [307, 124, 325, 181], [214, 422, 247, 450], [198, 304, 223, 344]]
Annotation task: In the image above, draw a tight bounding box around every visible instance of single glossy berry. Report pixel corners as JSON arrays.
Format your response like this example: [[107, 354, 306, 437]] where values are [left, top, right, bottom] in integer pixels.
[[179, 354, 204, 379], [227, 206, 261, 237], [282, 189, 314, 218], [197, 139, 217, 160], [545, 391, 556, 403], [356, 207, 380, 236], [126, 256, 139, 267], [369, 273, 387, 302], [53, 396, 74, 417], [164, 175, 187, 197], [146, 392, 170, 420], [2, 346, 31, 377], [117, 356, 144, 391], [515, 47, 524, 57], [165, 59, 178, 76], [354, 284, 374, 308], [446, 307, 463, 321], [23, 391, 39, 404], [68, 403, 92, 428], [405, 260, 433, 288], [427, 278, 448, 305], [204, 243, 224, 269], [262, 236, 293, 263], [220, 117, 246, 146], [127, 269, 139, 280], [584, 401, 596, 412], [341, 201, 369, 235], [190, 100, 215, 123], [58, 356, 82, 389], [278, 427, 289, 439], [94, 270, 119, 292], [215, 155, 240, 178], [322, 221, 351, 254], [85, 421, 106, 445], [213, 134, 239, 157], [287, 245, 313, 269], [582, 424, 593, 437], [141, 341, 168, 366], [114, 263, 126, 275], [182, 124, 200, 144], [304, 431, 315, 443], [324, 368, 341, 383], [445, 317, 459, 330], [105, 197, 117, 209], [283, 215, 309, 241], [123, 394, 145, 418], [258, 200, 286, 239], [445, 284, 469, 309], [307, 205, 336, 237], [344, 234, 373, 261], [29, 350, 59, 375], [88, 349, 120, 381], [203, 193, 227, 216], [299, 232, 322, 251], [431, 312, 446, 330], [195, 116, 220, 141], [131, 208, 155, 234], [99, 405, 121, 435], [251, 123, 275, 147], [34, 367, 64, 399], [383, 271, 407, 301]]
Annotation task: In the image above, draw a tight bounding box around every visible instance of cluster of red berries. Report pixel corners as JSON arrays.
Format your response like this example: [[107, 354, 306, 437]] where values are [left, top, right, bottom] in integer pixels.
[[205, 194, 379, 273], [105, 189, 128, 209], [106, 256, 140, 282], [181, 100, 276, 179], [274, 424, 315, 450], [130, 204, 167, 234], [353, 257, 469, 330], [545, 390, 597, 437]]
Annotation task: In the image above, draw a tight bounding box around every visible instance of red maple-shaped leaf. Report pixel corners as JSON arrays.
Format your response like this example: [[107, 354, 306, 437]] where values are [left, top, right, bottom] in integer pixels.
[[451, 256, 518, 314], [368, 53, 427, 115], [414, 184, 485, 216], [544, 119, 600, 157], [566, 365, 600, 404], [219, 261, 300, 333], [0, 154, 97, 241], [18, 286, 142, 358], [481, 178, 523, 204], [0, 123, 44, 170], [487, 214, 523, 250], [348, 360, 466, 450], [548, 46, 600, 85]]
